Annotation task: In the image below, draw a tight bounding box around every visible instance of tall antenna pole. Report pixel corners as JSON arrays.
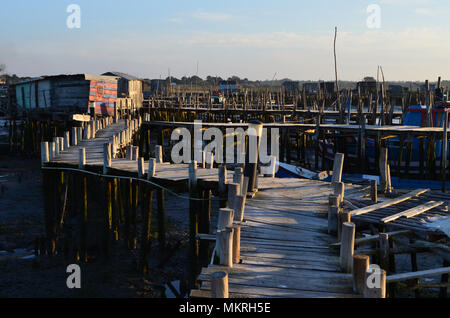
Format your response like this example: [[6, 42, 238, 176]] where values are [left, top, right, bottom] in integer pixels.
[[334, 27, 341, 116]]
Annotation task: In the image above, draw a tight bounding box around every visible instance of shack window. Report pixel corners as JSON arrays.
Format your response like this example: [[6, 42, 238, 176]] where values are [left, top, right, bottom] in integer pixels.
[[97, 86, 104, 97]]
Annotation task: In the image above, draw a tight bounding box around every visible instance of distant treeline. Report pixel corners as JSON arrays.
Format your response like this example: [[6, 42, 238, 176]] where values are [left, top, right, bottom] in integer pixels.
[[2, 73, 448, 91]]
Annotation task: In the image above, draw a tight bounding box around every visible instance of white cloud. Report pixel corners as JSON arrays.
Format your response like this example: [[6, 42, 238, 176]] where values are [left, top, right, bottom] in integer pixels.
[[167, 17, 183, 24], [191, 9, 232, 22], [414, 7, 441, 15]]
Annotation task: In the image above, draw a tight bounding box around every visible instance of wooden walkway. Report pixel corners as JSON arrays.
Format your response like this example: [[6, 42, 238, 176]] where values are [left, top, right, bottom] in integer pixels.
[[44, 119, 365, 298], [193, 178, 365, 298]]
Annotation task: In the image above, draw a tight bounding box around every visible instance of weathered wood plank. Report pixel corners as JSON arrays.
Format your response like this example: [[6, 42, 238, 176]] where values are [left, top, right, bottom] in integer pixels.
[[386, 267, 450, 283], [350, 189, 430, 216], [381, 201, 444, 223]]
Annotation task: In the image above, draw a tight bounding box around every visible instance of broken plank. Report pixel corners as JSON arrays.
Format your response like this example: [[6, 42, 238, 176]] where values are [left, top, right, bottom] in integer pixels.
[[381, 201, 444, 223], [330, 230, 411, 248], [350, 189, 429, 216]]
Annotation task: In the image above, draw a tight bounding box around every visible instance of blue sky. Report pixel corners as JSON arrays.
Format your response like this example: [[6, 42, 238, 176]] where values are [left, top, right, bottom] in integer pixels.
[[1, 0, 450, 80]]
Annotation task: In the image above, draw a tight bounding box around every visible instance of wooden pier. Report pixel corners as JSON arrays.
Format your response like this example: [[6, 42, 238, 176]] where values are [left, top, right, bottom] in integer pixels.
[[37, 114, 450, 299], [192, 177, 363, 298]]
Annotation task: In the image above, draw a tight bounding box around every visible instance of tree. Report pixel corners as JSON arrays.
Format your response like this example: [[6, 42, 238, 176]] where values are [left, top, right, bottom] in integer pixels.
[[0, 64, 5, 74]]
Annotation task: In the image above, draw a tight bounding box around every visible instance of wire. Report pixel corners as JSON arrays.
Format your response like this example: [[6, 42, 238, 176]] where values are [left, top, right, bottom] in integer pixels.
[[41, 165, 219, 202]]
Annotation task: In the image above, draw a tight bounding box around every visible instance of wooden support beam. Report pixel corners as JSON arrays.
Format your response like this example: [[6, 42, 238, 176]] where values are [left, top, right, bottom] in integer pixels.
[[386, 267, 450, 283]]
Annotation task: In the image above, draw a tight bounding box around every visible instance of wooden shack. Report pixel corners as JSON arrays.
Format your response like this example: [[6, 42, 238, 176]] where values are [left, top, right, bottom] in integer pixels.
[[102, 72, 143, 115], [13, 74, 119, 117]]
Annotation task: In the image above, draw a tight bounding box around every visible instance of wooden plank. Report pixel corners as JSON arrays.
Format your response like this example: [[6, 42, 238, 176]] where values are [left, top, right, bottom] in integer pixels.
[[386, 267, 450, 283], [381, 201, 444, 223], [330, 230, 411, 248], [239, 255, 340, 272], [199, 265, 353, 294], [350, 189, 430, 216], [198, 282, 359, 298]]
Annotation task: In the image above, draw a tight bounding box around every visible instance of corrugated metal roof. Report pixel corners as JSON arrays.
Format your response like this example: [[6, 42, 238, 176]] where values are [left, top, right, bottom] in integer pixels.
[[102, 71, 141, 81], [15, 77, 44, 85], [42, 74, 119, 81]]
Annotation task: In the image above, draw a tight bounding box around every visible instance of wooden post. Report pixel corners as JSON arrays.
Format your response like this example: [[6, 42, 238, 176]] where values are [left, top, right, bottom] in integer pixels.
[[233, 167, 244, 195], [78, 148, 86, 169], [148, 158, 156, 178], [379, 233, 390, 272], [328, 195, 339, 235], [208, 152, 214, 169], [59, 136, 64, 152], [338, 211, 351, 241], [233, 226, 241, 264], [72, 127, 77, 146], [353, 254, 370, 294], [217, 208, 234, 230], [211, 271, 229, 298], [219, 165, 227, 193], [80, 173, 88, 262], [227, 183, 240, 210], [155, 145, 163, 163], [126, 145, 132, 160], [217, 227, 233, 267], [234, 195, 247, 222], [64, 131, 70, 149], [49, 142, 55, 160], [379, 147, 389, 193], [40, 142, 49, 166], [334, 181, 345, 207], [370, 179, 378, 203], [77, 126, 83, 143], [53, 137, 60, 157], [103, 143, 111, 175], [104, 179, 113, 260], [189, 161, 198, 190], [132, 146, 139, 161], [137, 157, 145, 178], [157, 188, 166, 249], [340, 222, 355, 273], [363, 268, 387, 298], [201, 151, 206, 169], [241, 176, 249, 198], [332, 153, 344, 184]]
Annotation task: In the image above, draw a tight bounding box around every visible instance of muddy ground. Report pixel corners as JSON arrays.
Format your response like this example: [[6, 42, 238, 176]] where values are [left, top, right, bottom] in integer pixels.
[[0, 152, 219, 298]]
